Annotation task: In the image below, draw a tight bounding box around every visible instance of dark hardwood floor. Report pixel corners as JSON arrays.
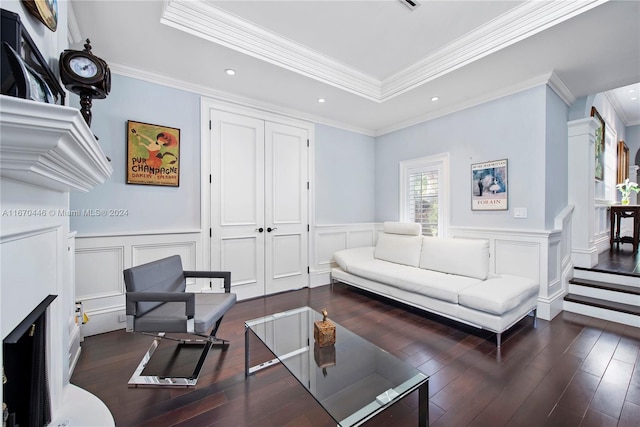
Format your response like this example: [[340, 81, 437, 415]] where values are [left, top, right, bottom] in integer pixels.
[[592, 248, 640, 276], [71, 283, 640, 426]]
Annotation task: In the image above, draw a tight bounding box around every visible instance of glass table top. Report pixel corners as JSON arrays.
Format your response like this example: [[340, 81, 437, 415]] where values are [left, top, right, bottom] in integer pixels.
[[245, 307, 428, 426]]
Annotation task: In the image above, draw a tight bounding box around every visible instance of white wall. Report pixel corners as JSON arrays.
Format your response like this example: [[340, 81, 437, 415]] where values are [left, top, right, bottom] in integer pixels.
[[69, 74, 201, 234], [375, 86, 549, 230], [544, 86, 570, 229], [314, 124, 375, 224]]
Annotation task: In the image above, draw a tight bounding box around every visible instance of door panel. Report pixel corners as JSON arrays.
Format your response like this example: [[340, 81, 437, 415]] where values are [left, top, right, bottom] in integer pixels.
[[211, 110, 265, 300], [221, 236, 258, 286], [271, 233, 303, 278], [265, 122, 309, 294], [211, 110, 308, 300], [221, 124, 260, 225]]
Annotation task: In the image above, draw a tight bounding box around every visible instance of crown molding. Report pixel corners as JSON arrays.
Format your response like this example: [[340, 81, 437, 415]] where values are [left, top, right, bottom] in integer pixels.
[[547, 71, 576, 106], [161, 0, 606, 103], [160, 0, 381, 102], [381, 0, 606, 100], [112, 61, 572, 138], [0, 96, 113, 192], [109, 62, 377, 136], [375, 72, 572, 136], [604, 89, 632, 127]]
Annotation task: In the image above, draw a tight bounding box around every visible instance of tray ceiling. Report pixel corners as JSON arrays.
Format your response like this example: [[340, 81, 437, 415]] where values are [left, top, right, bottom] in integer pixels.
[[70, 0, 640, 134]]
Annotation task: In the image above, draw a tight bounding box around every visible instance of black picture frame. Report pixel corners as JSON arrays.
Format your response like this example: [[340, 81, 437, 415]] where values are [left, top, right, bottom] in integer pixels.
[[1, 8, 64, 104], [2, 42, 54, 103]]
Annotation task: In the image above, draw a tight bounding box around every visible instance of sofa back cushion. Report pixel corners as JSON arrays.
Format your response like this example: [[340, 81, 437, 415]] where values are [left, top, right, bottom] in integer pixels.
[[383, 221, 422, 236], [374, 222, 423, 267], [419, 237, 489, 280]]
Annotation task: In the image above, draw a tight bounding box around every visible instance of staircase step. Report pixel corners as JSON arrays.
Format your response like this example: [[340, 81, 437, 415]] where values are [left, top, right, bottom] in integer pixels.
[[564, 294, 640, 316], [575, 265, 639, 278], [568, 278, 640, 296], [573, 268, 639, 286]]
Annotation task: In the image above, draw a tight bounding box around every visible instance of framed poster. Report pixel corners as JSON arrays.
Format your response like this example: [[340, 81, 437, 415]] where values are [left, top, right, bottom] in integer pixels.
[[127, 120, 180, 186], [617, 140, 629, 184], [591, 107, 605, 181], [471, 159, 508, 211]]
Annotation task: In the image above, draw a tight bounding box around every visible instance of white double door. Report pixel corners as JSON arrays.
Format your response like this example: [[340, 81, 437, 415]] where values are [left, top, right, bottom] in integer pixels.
[[210, 109, 309, 300]]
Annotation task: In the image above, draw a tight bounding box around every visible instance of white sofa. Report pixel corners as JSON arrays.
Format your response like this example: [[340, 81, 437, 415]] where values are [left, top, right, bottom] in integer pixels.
[[330, 222, 539, 347]]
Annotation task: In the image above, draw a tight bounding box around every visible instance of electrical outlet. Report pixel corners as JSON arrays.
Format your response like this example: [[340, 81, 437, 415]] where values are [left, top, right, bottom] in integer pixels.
[[118, 314, 126, 323]]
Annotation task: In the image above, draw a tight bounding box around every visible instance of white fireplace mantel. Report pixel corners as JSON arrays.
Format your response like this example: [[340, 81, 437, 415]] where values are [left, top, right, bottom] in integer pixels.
[[0, 95, 113, 192], [1, 94, 115, 425]]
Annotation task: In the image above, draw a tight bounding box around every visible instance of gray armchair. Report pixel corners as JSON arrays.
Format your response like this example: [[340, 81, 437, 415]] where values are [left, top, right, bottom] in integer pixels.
[[123, 255, 236, 386]]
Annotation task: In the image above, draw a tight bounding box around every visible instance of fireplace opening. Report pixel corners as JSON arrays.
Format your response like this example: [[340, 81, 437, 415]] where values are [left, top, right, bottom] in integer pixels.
[[3, 295, 56, 427]]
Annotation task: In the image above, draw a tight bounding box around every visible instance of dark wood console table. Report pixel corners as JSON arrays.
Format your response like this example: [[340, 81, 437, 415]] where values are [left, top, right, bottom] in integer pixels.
[[609, 205, 640, 253]]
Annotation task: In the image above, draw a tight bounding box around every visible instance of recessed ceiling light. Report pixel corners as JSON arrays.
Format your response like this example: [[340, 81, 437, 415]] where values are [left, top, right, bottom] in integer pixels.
[[431, 96, 439, 102], [225, 69, 236, 76], [318, 98, 326, 103]]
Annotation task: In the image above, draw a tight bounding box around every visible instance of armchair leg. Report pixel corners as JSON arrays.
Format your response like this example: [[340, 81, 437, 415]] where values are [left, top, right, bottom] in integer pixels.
[[206, 316, 230, 346]]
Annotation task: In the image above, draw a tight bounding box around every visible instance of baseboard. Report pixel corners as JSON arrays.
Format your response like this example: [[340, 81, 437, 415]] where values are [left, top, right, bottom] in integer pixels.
[[536, 290, 565, 321], [81, 306, 126, 337]]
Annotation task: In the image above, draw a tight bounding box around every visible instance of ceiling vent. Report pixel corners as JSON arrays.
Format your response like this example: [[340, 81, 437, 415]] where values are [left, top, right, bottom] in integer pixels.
[[399, 0, 421, 11]]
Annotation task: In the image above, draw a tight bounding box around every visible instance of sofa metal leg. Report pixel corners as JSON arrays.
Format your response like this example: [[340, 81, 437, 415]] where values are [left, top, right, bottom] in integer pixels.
[[532, 308, 538, 328], [496, 332, 502, 348]]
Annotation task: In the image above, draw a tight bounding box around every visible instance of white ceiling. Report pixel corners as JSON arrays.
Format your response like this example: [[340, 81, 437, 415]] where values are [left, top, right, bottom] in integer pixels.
[[70, 0, 640, 135]]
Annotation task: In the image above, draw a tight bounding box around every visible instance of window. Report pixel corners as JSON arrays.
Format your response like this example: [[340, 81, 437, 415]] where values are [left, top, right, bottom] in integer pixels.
[[400, 153, 449, 237]]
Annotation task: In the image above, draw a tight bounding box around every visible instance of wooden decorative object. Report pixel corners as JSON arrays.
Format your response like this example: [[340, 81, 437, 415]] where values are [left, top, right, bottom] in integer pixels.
[[313, 309, 335, 347]]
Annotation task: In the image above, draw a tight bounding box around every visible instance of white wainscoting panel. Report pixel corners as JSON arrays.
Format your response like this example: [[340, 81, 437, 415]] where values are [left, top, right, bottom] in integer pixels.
[[311, 223, 379, 287], [494, 240, 541, 284], [76, 247, 124, 300], [75, 231, 202, 336], [450, 213, 573, 322]]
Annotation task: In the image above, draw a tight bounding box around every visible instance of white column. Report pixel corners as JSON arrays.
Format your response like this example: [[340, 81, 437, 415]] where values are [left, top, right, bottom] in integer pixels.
[[630, 165, 639, 205], [568, 118, 599, 268]]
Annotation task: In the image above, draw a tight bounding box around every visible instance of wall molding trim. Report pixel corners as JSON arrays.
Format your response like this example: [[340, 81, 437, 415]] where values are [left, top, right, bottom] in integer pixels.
[[160, 0, 602, 104], [74, 231, 204, 336]]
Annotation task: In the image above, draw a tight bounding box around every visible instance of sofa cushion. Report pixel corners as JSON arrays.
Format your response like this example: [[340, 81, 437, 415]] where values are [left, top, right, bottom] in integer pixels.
[[393, 268, 482, 303], [333, 247, 375, 272], [347, 259, 418, 288], [419, 237, 489, 280], [458, 275, 538, 315], [375, 232, 423, 267]]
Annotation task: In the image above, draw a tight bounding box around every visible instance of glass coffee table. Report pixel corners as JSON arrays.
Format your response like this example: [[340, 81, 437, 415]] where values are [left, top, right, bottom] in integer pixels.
[[245, 307, 429, 426]]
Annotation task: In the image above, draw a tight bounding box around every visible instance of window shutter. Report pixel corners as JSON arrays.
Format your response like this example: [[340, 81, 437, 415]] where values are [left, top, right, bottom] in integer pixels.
[[408, 170, 439, 236]]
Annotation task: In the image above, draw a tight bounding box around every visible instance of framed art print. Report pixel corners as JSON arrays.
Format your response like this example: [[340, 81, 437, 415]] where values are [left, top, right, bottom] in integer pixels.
[[127, 120, 180, 187], [591, 107, 605, 181], [471, 159, 508, 211]]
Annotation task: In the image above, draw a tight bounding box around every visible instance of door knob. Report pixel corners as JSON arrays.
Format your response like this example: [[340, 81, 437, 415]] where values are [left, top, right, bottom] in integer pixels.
[[267, 227, 278, 232], [255, 227, 264, 233]]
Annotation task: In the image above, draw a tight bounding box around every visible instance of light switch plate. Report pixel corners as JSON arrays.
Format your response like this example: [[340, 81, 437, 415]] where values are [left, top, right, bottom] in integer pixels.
[[514, 208, 528, 218]]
